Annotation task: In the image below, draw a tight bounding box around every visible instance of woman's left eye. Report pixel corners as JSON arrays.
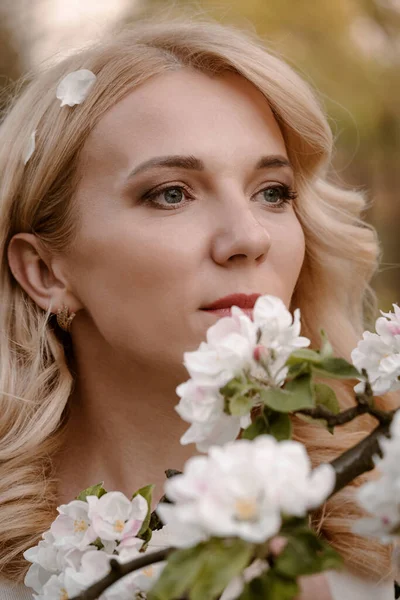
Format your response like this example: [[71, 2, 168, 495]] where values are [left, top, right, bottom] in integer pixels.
[[140, 183, 298, 210]]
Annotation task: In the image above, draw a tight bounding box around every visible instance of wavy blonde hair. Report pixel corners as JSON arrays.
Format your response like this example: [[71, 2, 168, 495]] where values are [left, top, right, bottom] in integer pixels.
[[0, 11, 399, 584]]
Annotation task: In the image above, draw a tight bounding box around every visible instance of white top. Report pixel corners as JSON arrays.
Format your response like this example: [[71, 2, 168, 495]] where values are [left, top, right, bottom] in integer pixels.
[[0, 527, 395, 599]]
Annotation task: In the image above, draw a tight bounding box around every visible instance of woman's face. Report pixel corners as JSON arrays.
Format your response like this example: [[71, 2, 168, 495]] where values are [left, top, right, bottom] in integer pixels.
[[65, 68, 305, 377]]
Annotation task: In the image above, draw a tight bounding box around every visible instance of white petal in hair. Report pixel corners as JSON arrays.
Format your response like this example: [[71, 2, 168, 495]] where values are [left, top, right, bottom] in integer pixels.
[[23, 130, 36, 165], [56, 69, 97, 107]]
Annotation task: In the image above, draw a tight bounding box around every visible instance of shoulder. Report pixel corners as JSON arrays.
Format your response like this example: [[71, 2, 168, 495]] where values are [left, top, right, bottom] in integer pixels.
[[326, 569, 395, 600], [0, 576, 33, 600]]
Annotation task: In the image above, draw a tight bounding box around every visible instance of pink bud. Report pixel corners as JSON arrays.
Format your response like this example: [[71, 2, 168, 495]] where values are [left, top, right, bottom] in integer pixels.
[[253, 345, 269, 362], [388, 323, 400, 336]]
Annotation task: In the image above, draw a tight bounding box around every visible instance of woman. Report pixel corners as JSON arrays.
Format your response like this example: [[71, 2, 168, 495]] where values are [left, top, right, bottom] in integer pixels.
[[0, 13, 398, 600]]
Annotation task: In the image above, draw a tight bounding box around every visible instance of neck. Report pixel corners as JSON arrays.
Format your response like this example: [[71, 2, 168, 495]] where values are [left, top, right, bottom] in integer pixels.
[[54, 339, 198, 511]]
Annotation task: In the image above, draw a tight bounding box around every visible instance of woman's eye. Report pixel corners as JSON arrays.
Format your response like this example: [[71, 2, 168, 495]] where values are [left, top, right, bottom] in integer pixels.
[[141, 185, 191, 209], [256, 184, 298, 208], [140, 183, 297, 210]]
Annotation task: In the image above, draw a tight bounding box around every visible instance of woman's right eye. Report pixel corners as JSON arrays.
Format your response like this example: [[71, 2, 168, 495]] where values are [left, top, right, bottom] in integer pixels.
[[140, 184, 193, 210]]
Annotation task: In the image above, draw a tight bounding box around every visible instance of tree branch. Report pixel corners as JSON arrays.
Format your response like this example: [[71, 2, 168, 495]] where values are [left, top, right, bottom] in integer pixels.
[[69, 548, 175, 600], [329, 420, 391, 495]]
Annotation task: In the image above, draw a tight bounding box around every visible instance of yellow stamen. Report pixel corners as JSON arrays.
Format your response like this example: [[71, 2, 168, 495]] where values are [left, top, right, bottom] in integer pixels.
[[234, 497, 259, 521], [60, 588, 68, 600], [114, 519, 125, 533], [73, 519, 88, 533], [142, 566, 154, 578]]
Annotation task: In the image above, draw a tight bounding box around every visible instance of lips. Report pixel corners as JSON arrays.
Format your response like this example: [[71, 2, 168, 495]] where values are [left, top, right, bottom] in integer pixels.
[[201, 293, 262, 310]]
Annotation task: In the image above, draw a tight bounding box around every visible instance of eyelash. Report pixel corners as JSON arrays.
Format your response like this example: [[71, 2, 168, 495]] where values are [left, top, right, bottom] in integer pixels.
[[140, 183, 298, 211]]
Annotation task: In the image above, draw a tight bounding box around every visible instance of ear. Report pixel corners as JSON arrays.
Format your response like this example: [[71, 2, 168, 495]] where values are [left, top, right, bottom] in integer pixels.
[[7, 233, 82, 314]]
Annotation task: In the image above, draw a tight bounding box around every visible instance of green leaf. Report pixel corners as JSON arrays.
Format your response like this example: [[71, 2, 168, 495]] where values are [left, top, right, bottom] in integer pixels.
[[314, 383, 340, 414], [241, 413, 270, 440], [269, 412, 292, 441], [312, 382, 340, 434], [76, 482, 107, 501], [136, 526, 153, 552], [260, 374, 315, 413], [295, 412, 335, 435], [319, 329, 334, 359], [132, 484, 155, 536], [240, 570, 299, 600], [148, 543, 208, 600], [312, 358, 362, 380], [286, 361, 311, 379], [220, 378, 245, 397], [190, 538, 253, 600], [286, 349, 322, 366], [230, 394, 254, 417], [274, 529, 343, 579]]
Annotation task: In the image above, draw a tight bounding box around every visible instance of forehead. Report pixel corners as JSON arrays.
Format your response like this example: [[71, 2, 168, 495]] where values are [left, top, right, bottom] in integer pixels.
[[79, 68, 287, 179]]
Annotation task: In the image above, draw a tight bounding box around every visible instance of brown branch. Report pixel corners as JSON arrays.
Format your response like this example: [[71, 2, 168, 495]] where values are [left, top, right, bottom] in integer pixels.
[[70, 372, 398, 600], [329, 420, 392, 495], [69, 548, 175, 600]]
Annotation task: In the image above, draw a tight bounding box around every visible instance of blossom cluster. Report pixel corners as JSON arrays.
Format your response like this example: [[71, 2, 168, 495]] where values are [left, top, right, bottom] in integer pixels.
[[23, 491, 165, 600], [353, 409, 400, 543], [351, 303, 400, 396], [156, 435, 336, 549], [175, 295, 311, 452]]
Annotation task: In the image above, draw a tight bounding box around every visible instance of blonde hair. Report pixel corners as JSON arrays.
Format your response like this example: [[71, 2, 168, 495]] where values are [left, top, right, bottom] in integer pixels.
[[0, 12, 398, 584]]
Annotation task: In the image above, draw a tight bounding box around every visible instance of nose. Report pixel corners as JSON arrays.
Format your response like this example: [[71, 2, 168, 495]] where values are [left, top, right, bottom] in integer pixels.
[[210, 197, 271, 267]]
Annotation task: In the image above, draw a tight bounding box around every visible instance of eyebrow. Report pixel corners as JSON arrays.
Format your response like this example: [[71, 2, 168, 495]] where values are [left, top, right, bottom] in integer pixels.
[[126, 154, 293, 180]]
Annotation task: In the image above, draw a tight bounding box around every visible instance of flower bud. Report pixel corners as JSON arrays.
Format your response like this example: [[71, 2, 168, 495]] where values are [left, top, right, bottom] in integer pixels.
[[253, 345, 270, 363]]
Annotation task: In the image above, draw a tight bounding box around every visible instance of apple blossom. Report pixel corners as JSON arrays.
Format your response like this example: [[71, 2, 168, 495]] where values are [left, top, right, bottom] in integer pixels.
[[176, 295, 310, 451], [156, 435, 335, 547], [351, 303, 400, 396], [50, 500, 97, 550], [87, 491, 148, 542], [353, 409, 400, 542]]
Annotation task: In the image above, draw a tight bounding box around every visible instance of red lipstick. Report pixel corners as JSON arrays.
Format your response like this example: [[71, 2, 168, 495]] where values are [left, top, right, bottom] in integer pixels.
[[201, 293, 261, 317]]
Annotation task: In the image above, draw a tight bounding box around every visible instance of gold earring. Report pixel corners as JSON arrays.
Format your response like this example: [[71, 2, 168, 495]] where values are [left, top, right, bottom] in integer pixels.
[[56, 304, 76, 333]]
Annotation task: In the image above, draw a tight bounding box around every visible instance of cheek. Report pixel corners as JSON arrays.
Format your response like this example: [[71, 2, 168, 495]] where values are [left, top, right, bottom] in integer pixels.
[[269, 217, 305, 291], [67, 220, 200, 347], [275, 214, 304, 258]]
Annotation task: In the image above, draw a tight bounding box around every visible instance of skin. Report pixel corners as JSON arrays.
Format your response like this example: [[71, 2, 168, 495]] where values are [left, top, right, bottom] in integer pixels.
[[8, 68, 332, 598]]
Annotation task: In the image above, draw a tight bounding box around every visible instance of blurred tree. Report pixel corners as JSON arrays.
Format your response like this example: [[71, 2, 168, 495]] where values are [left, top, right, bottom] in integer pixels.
[[0, 5, 25, 112]]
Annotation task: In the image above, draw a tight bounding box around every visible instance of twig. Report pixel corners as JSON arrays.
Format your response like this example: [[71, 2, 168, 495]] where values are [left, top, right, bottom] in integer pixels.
[[70, 373, 398, 600], [297, 404, 393, 427], [329, 420, 392, 495], [69, 548, 175, 600]]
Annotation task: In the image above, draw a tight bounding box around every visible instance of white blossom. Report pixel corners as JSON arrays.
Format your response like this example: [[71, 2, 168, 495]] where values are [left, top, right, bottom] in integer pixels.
[[64, 550, 111, 597], [56, 69, 97, 107], [32, 572, 69, 600], [156, 436, 335, 548], [176, 379, 251, 452], [354, 409, 400, 542], [23, 130, 36, 165], [253, 296, 310, 357], [87, 491, 148, 542], [351, 303, 400, 396], [50, 500, 97, 550], [176, 295, 310, 451], [183, 306, 258, 387], [24, 531, 85, 593], [104, 538, 166, 600]]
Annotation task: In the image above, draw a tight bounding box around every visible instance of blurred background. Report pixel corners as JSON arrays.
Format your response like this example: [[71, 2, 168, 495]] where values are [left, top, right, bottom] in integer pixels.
[[0, 0, 399, 314]]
